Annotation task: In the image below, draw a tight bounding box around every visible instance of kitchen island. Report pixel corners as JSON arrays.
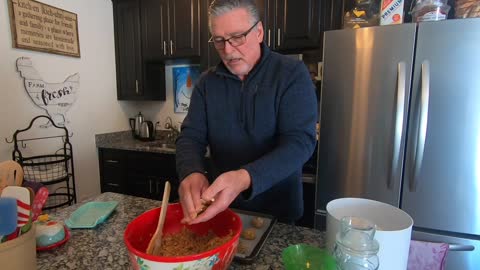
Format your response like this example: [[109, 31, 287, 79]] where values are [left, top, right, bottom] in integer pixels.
[[37, 192, 325, 270]]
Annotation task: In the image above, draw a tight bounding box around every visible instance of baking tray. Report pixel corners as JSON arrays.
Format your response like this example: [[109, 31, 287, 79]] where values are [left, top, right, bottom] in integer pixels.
[[232, 209, 277, 264]]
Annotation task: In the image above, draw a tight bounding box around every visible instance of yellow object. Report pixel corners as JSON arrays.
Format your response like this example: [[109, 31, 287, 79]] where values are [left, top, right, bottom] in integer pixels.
[[37, 214, 49, 222], [353, 10, 366, 17]]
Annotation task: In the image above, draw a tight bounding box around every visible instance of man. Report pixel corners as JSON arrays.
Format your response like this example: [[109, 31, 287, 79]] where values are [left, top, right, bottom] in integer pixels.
[[175, 0, 317, 224]]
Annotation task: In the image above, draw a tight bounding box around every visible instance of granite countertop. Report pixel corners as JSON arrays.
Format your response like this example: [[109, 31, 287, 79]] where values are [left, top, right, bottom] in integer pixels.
[[95, 131, 177, 154], [37, 192, 325, 270]]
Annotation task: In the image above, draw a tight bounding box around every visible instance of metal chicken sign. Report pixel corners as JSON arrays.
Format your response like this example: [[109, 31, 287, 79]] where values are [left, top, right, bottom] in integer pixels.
[[16, 57, 79, 126]]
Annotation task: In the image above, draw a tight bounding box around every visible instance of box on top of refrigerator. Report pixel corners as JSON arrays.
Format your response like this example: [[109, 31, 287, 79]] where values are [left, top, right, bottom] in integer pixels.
[[380, 0, 405, 25]]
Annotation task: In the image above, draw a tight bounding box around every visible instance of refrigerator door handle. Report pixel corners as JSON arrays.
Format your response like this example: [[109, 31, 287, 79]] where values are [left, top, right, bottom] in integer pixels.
[[389, 62, 406, 189], [411, 61, 430, 191], [449, 244, 475, 252]]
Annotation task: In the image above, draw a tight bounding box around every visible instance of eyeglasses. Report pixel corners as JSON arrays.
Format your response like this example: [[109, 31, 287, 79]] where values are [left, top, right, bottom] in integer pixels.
[[208, 21, 260, 49]]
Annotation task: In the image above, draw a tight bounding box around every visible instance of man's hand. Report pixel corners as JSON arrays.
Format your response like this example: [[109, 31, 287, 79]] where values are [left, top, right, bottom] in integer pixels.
[[188, 169, 251, 224], [178, 172, 209, 224]]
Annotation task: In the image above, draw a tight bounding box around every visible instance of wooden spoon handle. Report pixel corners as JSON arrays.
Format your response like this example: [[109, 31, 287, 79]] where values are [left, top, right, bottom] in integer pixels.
[[146, 181, 171, 255], [157, 181, 171, 238]]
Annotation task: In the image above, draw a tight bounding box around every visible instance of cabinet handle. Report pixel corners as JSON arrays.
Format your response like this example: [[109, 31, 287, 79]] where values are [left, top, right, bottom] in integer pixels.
[[156, 181, 161, 194], [163, 41, 167, 56], [277, 28, 281, 47], [106, 183, 120, 187], [149, 179, 153, 193], [267, 29, 271, 47], [170, 40, 174, 55], [105, 159, 119, 163], [135, 80, 139, 94]]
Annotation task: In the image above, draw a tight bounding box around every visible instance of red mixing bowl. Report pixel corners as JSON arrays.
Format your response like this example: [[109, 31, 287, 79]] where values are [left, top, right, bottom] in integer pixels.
[[124, 203, 242, 270]]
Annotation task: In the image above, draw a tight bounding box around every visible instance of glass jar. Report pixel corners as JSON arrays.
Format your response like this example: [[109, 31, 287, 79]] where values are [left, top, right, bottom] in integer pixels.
[[333, 216, 379, 270]]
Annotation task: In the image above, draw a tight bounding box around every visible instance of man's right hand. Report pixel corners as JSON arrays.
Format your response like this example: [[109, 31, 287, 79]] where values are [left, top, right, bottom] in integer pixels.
[[178, 172, 209, 224]]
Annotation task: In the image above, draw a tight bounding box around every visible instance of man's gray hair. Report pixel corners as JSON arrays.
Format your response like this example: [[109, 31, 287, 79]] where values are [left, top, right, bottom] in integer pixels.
[[208, 0, 260, 30]]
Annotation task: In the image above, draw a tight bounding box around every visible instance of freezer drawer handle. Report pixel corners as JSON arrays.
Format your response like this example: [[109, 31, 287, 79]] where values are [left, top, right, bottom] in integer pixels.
[[449, 244, 475, 252], [389, 62, 406, 189], [411, 61, 430, 191]]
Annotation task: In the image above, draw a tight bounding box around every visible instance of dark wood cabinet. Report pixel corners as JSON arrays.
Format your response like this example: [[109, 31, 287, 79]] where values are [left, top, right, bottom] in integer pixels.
[[141, 0, 200, 59], [99, 148, 128, 194], [98, 148, 179, 201], [140, 0, 169, 61], [112, 0, 144, 100], [257, 0, 322, 52], [168, 0, 201, 57], [200, 0, 221, 69], [113, 0, 200, 100]]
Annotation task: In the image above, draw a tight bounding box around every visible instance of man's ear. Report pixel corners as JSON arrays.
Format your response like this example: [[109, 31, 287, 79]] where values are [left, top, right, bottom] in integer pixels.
[[255, 21, 264, 43]]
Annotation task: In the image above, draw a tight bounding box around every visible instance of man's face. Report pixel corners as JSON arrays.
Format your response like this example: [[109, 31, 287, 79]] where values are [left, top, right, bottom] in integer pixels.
[[210, 8, 264, 80]]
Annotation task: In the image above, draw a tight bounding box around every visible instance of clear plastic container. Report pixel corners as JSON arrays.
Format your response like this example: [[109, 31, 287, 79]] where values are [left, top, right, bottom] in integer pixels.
[[411, 0, 451, 22], [333, 216, 379, 270]]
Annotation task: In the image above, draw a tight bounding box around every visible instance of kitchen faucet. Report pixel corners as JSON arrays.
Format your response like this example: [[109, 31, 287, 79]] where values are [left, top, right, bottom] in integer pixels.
[[164, 116, 180, 142]]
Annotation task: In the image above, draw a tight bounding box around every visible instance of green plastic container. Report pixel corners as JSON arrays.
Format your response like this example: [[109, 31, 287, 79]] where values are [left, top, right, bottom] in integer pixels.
[[282, 244, 337, 270]]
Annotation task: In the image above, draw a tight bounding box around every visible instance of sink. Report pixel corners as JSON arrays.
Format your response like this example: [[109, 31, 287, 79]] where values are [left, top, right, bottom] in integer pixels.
[[144, 141, 176, 150], [158, 143, 176, 149]]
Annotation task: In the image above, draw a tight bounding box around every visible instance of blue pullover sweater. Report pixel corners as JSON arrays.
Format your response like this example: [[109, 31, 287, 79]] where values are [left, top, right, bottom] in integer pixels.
[[176, 43, 318, 222]]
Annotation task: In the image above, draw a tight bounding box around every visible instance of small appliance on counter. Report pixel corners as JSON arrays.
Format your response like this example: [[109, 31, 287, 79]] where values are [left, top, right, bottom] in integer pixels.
[[138, 121, 155, 141], [129, 112, 144, 138], [129, 112, 157, 141]]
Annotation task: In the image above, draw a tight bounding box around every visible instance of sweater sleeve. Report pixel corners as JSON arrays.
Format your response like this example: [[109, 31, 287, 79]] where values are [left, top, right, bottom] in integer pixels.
[[175, 76, 209, 181], [241, 62, 318, 199]]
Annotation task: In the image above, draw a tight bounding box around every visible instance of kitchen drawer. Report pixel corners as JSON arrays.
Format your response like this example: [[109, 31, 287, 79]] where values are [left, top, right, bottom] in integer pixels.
[[99, 148, 128, 193]]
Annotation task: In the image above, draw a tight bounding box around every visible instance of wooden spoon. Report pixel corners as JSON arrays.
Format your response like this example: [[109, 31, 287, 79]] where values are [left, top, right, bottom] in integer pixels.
[[146, 181, 171, 256], [0, 161, 24, 194]]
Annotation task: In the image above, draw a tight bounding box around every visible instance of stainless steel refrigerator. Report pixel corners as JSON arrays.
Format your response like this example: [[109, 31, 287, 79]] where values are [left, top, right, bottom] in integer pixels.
[[315, 18, 480, 269]]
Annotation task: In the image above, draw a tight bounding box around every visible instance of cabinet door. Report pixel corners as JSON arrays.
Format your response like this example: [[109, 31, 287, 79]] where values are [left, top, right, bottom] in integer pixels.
[[200, 0, 221, 69], [169, 0, 200, 57], [255, 0, 275, 49], [274, 0, 322, 51], [140, 0, 169, 60], [99, 149, 127, 193], [128, 172, 155, 199], [113, 0, 143, 99]]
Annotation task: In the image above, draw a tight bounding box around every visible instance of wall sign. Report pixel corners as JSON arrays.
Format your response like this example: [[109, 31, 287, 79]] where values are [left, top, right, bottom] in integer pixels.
[[8, 0, 80, 57], [16, 57, 79, 127]]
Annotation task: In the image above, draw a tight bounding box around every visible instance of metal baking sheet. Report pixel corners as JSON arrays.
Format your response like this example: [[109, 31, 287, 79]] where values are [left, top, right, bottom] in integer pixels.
[[233, 209, 277, 264]]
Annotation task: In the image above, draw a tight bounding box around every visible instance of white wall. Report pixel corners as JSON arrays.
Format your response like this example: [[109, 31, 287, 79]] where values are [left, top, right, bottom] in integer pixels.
[[0, 0, 188, 201]]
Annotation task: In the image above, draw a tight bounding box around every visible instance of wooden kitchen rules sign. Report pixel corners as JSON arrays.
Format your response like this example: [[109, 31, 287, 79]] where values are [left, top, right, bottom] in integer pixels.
[[8, 0, 80, 57]]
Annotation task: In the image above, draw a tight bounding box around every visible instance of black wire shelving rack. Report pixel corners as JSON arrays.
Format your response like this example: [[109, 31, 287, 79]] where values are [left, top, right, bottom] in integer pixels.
[[9, 115, 77, 210]]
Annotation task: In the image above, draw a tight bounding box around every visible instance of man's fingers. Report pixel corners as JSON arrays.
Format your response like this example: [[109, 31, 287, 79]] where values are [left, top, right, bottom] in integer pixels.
[[188, 200, 224, 224], [179, 184, 197, 222], [201, 178, 225, 201]]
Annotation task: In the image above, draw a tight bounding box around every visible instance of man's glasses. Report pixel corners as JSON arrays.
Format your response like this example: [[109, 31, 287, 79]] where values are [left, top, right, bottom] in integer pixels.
[[208, 21, 260, 49]]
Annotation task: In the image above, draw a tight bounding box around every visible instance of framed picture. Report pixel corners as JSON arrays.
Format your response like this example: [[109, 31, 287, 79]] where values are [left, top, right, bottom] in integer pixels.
[[172, 65, 200, 113]]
